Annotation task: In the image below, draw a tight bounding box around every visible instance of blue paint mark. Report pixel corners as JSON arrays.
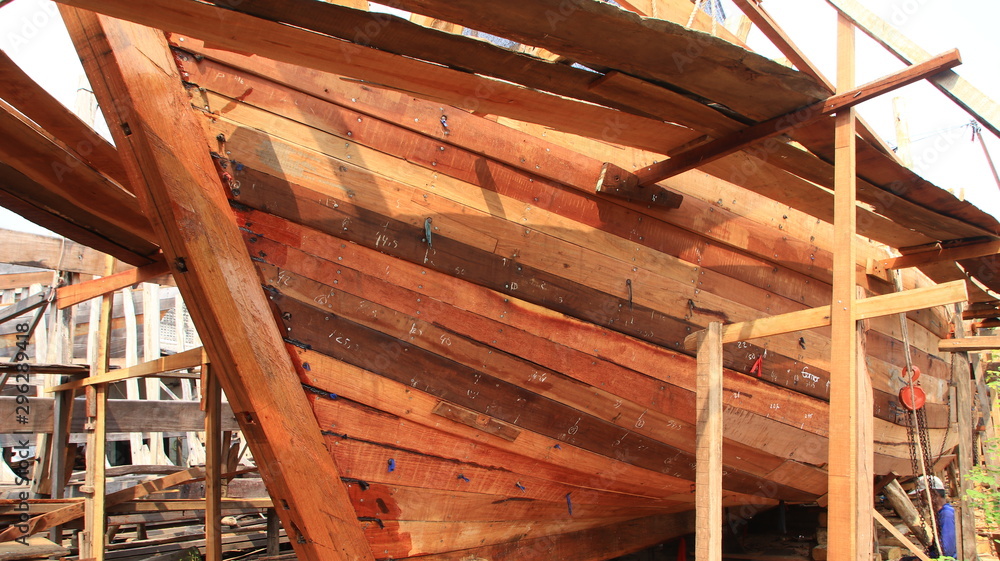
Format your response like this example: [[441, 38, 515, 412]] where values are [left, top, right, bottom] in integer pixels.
[[515, 482, 526, 493], [457, 474, 470, 482], [387, 458, 396, 473], [566, 493, 573, 516]]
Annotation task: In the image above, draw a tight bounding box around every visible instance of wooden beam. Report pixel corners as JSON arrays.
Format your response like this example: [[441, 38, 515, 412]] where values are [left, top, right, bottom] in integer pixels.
[[60, 10, 375, 561], [951, 308, 977, 560], [595, 163, 683, 209], [204, 356, 222, 561], [0, 272, 56, 291], [939, 336, 1000, 352], [882, 479, 931, 546], [727, 0, 902, 161], [82, 255, 113, 560], [0, 229, 136, 276], [0, 49, 127, 188], [882, 239, 1000, 270], [696, 322, 723, 561], [56, 259, 169, 309], [622, 49, 962, 188], [0, 396, 239, 433], [826, 0, 1000, 139], [45, 347, 204, 392], [54, 0, 697, 157], [0, 467, 205, 543], [0, 291, 48, 323], [873, 510, 933, 561], [0, 100, 156, 262], [682, 279, 967, 351], [827, 15, 872, 561]]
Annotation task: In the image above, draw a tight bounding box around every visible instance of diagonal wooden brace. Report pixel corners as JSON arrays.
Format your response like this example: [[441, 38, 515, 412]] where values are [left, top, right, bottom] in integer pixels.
[[598, 49, 962, 192]]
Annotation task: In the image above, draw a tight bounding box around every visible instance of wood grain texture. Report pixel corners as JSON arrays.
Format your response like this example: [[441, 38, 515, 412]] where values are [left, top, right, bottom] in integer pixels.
[[60, 9, 374, 560], [696, 322, 723, 561], [56, 0, 699, 156]]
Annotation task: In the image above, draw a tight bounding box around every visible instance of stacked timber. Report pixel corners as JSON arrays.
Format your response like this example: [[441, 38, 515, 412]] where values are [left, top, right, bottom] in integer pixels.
[[1, 0, 996, 558]]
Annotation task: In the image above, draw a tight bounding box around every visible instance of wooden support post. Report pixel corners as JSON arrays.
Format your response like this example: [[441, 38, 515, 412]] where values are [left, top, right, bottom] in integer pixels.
[[826, 0, 1000, 139], [892, 97, 914, 168], [882, 479, 931, 546], [82, 256, 114, 561], [204, 352, 222, 561], [827, 14, 873, 561], [61, 10, 376, 560], [142, 282, 167, 465], [266, 509, 281, 556], [950, 306, 978, 561], [873, 510, 933, 561], [696, 322, 723, 561], [48, 272, 75, 544]]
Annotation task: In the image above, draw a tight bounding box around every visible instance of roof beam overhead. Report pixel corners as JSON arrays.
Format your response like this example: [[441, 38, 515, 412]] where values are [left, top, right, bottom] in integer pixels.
[[0, 101, 158, 264], [727, 0, 901, 161], [58, 8, 375, 561], [826, 0, 1000, 139], [54, 0, 698, 156], [385, 0, 830, 121], [0, 50, 128, 188], [604, 50, 962, 187]]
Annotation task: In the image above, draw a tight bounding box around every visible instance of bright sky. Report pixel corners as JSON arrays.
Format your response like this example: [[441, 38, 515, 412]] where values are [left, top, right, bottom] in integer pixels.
[[0, 0, 998, 236]]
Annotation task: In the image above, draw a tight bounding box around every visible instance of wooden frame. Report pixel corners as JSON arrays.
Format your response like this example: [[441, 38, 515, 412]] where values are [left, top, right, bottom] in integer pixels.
[[60, 10, 374, 560]]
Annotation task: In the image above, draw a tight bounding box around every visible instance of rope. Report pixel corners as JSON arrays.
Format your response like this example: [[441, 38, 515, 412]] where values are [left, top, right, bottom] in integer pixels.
[[686, 0, 703, 28]]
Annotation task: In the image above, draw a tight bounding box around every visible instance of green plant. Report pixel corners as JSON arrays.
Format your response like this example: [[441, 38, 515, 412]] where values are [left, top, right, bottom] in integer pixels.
[[966, 379, 1000, 549]]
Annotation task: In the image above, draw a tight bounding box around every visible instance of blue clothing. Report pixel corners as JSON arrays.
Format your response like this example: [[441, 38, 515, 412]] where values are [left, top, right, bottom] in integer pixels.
[[932, 503, 957, 559]]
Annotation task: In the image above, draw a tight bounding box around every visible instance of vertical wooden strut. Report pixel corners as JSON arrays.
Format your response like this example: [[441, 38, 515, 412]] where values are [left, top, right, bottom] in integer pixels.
[[827, 14, 874, 561], [82, 256, 114, 560], [59, 10, 376, 561], [950, 306, 977, 560], [696, 322, 723, 561], [204, 352, 222, 561]]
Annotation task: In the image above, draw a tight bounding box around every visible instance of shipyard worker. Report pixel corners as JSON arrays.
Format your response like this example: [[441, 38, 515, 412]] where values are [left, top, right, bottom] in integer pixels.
[[908, 475, 957, 560]]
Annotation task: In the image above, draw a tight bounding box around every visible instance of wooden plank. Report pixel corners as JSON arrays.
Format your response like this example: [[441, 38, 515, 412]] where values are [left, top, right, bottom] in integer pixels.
[[0, 272, 54, 291], [430, 401, 521, 442], [827, 15, 870, 561], [60, 10, 375, 561], [0, 396, 239, 438], [0, 292, 48, 324], [873, 510, 933, 561], [0, 49, 127, 188], [0, 536, 68, 560], [383, 0, 830, 121], [0, 100, 156, 261], [82, 255, 113, 561], [826, 0, 1000, 139], [0, 229, 129, 276], [949, 312, 977, 560], [204, 358, 222, 561], [0, 468, 204, 543], [625, 49, 962, 187], [412, 512, 696, 561], [882, 240, 1000, 271], [44, 347, 204, 392], [57, 0, 698, 156], [595, 163, 683, 208], [696, 322, 723, 561], [682, 280, 967, 350], [56, 259, 169, 310], [939, 336, 1000, 352], [197, 0, 671, 124]]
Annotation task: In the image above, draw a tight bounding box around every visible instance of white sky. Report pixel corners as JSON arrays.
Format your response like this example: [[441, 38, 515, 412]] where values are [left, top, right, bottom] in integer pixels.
[[0, 0, 998, 237]]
